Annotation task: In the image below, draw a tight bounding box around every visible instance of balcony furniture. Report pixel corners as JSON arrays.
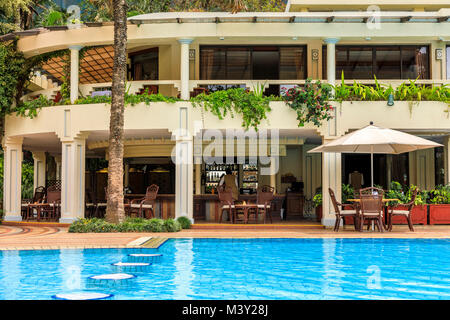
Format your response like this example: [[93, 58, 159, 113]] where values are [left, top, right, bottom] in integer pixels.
[[22, 186, 46, 220], [139, 85, 158, 95], [387, 188, 417, 232], [359, 187, 385, 232], [190, 87, 208, 98], [38, 186, 61, 221], [329, 188, 359, 232], [129, 184, 159, 218], [253, 185, 274, 224], [217, 185, 236, 223]]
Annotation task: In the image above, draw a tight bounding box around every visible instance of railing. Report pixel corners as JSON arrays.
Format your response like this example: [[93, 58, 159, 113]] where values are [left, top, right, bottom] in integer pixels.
[[21, 79, 449, 102]]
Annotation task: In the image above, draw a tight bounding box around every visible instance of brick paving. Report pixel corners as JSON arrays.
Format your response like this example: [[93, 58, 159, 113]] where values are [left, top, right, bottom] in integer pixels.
[[0, 223, 449, 250]]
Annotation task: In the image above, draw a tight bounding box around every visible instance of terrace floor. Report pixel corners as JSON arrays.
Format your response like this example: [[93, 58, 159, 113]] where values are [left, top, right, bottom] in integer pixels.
[[0, 223, 450, 250]]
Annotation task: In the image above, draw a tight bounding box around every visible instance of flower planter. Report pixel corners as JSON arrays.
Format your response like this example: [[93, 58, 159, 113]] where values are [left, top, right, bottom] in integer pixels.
[[315, 205, 322, 222], [429, 204, 450, 225], [389, 205, 427, 225]]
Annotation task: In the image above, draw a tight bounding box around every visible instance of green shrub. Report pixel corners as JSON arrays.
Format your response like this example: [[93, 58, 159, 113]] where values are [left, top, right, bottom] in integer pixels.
[[68, 217, 183, 233], [147, 218, 165, 232], [176, 216, 192, 229], [312, 193, 322, 207], [163, 218, 182, 232]]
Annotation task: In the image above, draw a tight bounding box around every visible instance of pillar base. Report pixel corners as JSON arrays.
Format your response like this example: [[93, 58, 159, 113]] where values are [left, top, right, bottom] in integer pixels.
[[59, 217, 77, 224], [3, 215, 23, 222], [321, 217, 336, 227]]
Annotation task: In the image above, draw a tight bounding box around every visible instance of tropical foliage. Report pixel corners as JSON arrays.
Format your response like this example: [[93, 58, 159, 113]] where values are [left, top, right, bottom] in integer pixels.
[[68, 217, 183, 233], [282, 79, 334, 127], [191, 87, 272, 130], [334, 72, 450, 104]]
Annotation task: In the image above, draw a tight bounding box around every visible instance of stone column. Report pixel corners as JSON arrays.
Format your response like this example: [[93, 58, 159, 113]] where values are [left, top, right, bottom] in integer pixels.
[[60, 135, 87, 223], [3, 137, 23, 221], [324, 38, 339, 87], [69, 45, 82, 104], [178, 39, 193, 100], [321, 138, 342, 227], [32, 151, 46, 190], [124, 161, 130, 187], [174, 138, 194, 222]]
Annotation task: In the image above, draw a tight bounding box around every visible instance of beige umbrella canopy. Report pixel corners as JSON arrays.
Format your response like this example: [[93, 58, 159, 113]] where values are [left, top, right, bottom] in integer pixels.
[[308, 122, 442, 186]]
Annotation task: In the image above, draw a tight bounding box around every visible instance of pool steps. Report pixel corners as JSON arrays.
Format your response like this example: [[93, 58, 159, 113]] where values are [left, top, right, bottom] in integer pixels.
[[53, 244, 164, 299]]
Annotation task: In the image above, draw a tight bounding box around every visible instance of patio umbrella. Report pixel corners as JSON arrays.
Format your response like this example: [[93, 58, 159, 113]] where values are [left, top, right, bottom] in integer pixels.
[[308, 122, 442, 187]]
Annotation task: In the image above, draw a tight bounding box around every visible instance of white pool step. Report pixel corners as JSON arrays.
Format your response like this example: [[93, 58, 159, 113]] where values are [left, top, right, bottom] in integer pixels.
[[52, 292, 113, 300]]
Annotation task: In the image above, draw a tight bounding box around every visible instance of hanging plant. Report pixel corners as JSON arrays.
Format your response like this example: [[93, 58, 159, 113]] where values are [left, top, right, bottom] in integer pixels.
[[191, 87, 271, 131], [282, 78, 334, 127]]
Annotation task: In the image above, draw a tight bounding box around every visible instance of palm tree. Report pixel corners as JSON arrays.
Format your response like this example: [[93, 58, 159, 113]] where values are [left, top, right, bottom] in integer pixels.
[[105, 0, 127, 224]]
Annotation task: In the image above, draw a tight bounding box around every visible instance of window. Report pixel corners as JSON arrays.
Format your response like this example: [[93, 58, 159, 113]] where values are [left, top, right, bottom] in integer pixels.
[[200, 46, 306, 80], [129, 48, 158, 81], [323, 45, 430, 79]]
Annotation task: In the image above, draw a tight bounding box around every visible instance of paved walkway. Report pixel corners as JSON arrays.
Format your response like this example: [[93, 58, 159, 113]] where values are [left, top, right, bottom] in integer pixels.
[[0, 224, 449, 250]]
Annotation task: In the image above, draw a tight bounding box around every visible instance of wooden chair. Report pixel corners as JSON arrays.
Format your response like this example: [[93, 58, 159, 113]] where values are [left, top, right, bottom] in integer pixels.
[[23, 186, 46, 220], [217, 184, 236, 223], [254, 185, 274, 224], [129, 184, 159, 218], [359, 187, 385, 232], [39, 186, 61, 221], [329, 188, 359, 232], [85, 188, 98, 218], [388, 188, 417, 232]]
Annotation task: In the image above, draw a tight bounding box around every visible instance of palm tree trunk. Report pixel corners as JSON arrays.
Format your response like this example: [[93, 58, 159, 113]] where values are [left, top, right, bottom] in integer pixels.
[[105, 0, 127, 224]]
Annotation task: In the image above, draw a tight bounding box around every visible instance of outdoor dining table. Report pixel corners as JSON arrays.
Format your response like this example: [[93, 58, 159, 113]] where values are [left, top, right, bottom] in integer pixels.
[[346, 198, 400, 231], [233, 202, 259, 224]]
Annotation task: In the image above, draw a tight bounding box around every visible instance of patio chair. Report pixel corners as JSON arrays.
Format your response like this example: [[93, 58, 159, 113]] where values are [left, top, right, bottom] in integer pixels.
[[129, 184, 159, 219], [253, 185, 274, 224], [85, 188, 99, 218], [329, 188, 359, 232], [359, 187, 385, 232], [217, 184, 236, 223], [388, 188, 417, 232], [23, 186, 46, 220], [39, 186, 61, 221]]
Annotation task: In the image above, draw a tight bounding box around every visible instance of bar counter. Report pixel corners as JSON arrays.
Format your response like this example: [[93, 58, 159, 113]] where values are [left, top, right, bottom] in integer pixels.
[[125, 193, 287, 221]]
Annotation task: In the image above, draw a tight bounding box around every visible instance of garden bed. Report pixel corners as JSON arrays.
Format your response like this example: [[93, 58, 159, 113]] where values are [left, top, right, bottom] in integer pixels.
[[429, 204, 450, 225]]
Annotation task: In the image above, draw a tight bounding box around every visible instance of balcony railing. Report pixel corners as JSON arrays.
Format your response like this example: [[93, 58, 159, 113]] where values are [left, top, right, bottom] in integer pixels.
[[21, 79, 449, 102]]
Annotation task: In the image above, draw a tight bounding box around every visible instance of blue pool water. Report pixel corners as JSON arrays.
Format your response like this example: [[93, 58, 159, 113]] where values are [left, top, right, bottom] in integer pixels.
[[0, 238, 450, 300]]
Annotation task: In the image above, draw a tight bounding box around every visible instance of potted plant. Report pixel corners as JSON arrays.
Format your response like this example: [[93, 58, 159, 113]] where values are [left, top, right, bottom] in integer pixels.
[[312, 192, 322, 222], [387, 183, 428, 225], [428, 185, 450, 225]]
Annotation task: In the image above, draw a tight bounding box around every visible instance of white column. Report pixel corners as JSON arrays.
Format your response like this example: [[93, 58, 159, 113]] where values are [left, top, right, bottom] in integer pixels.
[[3, 137, 23, 221], [178, 39, 193, 100], [32, 151, 46, 190], [321, 138, 342, 227], [69, 45, 82, 104], [175, 138, 194, 222], [324, 38, 339, 87], [60, 136, 86, 223]]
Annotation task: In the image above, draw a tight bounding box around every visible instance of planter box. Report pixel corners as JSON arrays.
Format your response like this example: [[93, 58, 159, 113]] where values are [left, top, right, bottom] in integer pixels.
[[429, 204, 450, 225], [315, 205, 322, 222], [390, 205, 427, 225]]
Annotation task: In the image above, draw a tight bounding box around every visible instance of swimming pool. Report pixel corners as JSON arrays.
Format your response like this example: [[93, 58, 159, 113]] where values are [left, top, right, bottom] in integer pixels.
[[0, 238, 449, 300]]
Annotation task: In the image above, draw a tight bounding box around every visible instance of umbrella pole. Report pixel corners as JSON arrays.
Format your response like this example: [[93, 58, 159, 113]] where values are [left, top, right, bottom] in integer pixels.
[[371, 146, 374, 188]]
